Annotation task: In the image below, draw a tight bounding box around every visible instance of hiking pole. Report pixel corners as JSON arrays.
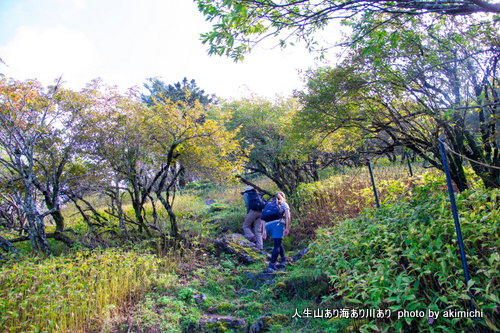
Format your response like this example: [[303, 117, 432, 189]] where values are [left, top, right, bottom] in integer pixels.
[[438, 138, 474, 312], [366, 158, 380, 209]]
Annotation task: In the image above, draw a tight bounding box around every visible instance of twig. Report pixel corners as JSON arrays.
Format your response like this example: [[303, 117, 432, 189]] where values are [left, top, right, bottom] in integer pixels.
[[441, 141, 500, 170], [104, 210, 141, 226], [127, 315, 132, 333]]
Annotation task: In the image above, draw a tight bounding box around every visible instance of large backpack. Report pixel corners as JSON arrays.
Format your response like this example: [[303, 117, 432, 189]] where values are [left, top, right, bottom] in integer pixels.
[[260, 198, 285, 222], [247, 191, 267, 211]]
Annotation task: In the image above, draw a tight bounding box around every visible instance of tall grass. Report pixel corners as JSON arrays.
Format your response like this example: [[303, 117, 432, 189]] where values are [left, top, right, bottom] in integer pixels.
[[0, 249, 175, 333], [292, 161, 432, 241]]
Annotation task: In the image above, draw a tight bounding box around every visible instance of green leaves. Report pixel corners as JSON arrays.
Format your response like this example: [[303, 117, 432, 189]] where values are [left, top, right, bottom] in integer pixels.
[[196, 0, 325, 61], [300, 13, 500, 190], [197, 0, 500, 60], [220, 95, 334, 196], [307, 175, 500, 331]]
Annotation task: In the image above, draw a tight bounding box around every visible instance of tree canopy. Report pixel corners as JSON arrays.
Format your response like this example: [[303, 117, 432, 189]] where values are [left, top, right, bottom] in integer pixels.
[[141, 77, 216, 107], [295, 14, 500, 190], [0, 77, 245, 254], [196, 0, 500, 61], [221, 95, 337, 197], [0, 78, 96, 253]]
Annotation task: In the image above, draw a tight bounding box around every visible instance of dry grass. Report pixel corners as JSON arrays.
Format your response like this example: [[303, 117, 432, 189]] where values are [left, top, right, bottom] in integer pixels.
[[291, 162, 430, 242], [0, 249, 176, 333]]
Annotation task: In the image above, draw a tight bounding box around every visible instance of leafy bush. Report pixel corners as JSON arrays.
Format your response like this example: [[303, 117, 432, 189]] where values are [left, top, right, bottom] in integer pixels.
[[178, 287, 196, 304], [184, 179, 216, 193], [309, 173, 500, 332], [210, 207, 247, 235]]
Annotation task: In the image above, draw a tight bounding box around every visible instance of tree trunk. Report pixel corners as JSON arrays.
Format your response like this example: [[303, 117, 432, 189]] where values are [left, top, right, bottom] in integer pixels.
[[0, 235, 19, 255], [178, 164, 187, 187], [33, 179, 65, 233], [148, 194, 159, 230], [130, 182, 152, 237], [112, 179, 129, 239], [155, 191, 179, 240], [132, 200, 152, 237], [72, 200, 96, 244], [116, 192, 128, 239], [446, 151, 469, 192], [23, 181, 51, 254], [50, 209, 65, 233]]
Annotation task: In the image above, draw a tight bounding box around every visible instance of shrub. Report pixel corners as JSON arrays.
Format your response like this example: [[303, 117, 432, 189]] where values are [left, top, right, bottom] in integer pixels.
[[308, 177, 500, 332]]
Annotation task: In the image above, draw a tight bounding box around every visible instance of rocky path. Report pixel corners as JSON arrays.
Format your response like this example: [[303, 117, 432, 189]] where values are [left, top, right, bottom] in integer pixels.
[[187, 233, 312, 332], [113, 232, 334, 333]]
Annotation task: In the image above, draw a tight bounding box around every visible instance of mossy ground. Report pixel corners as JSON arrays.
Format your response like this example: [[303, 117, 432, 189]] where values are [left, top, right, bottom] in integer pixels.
[[106, 250, 352, 333]]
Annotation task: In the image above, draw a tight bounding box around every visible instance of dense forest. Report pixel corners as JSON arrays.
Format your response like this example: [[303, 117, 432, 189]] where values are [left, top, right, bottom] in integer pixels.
[[1, 0, 500, 332]]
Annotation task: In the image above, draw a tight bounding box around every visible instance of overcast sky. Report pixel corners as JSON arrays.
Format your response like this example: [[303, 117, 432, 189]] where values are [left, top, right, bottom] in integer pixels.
[[0, 0, 342, 99]]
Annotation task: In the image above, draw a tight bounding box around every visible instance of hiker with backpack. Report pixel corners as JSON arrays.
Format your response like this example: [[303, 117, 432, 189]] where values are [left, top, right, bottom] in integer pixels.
[[241, 186, 267, 250], [262, 191, 290, 272]]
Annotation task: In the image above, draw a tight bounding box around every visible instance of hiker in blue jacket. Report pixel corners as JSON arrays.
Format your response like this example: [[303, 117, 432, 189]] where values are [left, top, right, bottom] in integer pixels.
[[262, 191, 291, 272], [241, 186, 266, 250]]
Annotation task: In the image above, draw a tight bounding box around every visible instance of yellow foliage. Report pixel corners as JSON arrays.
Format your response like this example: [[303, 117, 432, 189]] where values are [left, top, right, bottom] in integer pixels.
[[146, 96, 247, 183]]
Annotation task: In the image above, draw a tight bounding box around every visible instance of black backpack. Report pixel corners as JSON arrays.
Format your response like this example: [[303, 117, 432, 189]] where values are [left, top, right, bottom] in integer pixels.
[[260, 198, 285, 222], [247, 191, 267, 211]]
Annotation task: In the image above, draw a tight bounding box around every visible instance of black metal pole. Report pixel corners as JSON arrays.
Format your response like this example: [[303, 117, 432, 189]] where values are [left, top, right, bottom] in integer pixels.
[[367, 159, 380, 209], [405, 151, 413, 177], [439, 138, 474, 311]]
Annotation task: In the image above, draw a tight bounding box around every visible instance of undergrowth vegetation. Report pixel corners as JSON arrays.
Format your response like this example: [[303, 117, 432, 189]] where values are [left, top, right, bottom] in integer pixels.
[[291, 161, 427, 242], [0, 249, 176, 332], [1, 163, 499, 332], [308, 171, 500, 332], [101, 250, 348, 333]]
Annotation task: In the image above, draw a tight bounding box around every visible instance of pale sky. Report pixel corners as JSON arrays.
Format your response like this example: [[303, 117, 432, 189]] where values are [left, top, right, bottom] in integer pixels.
[[0, 0, 342, 99]]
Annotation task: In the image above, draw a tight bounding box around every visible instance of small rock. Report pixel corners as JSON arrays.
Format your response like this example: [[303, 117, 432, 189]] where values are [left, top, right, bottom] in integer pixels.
[[204, 199, 216, 206], [245, 271, 277, 287], [226, 233, 255, 248], [292, 248, 310, 262], [215, 233, 267, 265], [192, 292, 207, 305], [249, 313, 290, 332], [237, 288, 257, 297], [198, 316, 246, 332], [273, 282, 287, 293], [275, 263, 286, 271], [249, 314, 271, 333]]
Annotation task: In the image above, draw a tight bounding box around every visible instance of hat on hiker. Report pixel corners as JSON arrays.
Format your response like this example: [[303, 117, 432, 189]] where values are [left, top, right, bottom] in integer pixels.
[[241, 186, 254, 194]]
